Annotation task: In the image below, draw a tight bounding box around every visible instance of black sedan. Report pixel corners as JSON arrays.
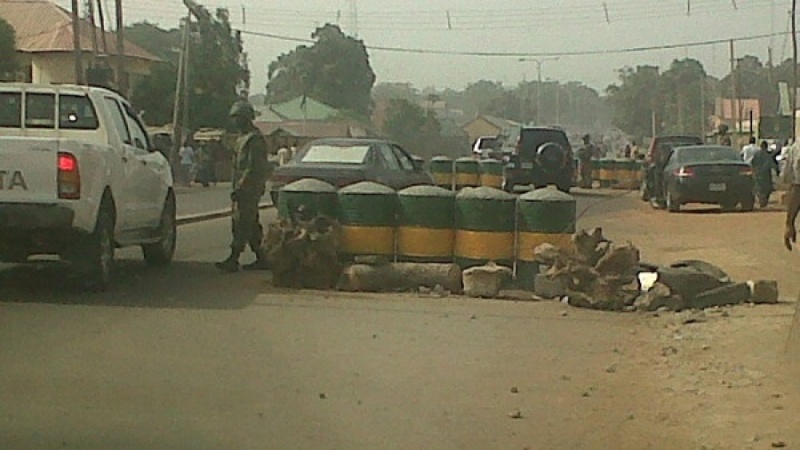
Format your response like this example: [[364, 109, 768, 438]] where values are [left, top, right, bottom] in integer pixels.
[[268, 138, 433, 203], [660, 145, 754, 212]]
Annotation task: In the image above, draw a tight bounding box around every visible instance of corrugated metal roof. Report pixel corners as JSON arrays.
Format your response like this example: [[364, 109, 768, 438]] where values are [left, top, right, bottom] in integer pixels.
[[0, 0, 158, 61], [268, 96, 339, 121], [255, 120, 370, 139]]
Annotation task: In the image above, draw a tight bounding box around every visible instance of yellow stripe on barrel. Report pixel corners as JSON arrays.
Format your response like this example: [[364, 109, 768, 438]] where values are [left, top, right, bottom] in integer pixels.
[[454, 172, 480, 188], [454, 230, 514, 261], [340, 226, 395, 256], [397, 227, 455, 258], [517, 232, 573, 262], [480, 174, 504, 189], [432, 172, 454, 188]]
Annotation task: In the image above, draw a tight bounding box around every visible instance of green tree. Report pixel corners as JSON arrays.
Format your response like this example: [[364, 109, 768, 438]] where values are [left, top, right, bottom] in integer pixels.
[[0, 17, 17, 81], [660, 58, 710, 136], [126, 6, 248, 128], [267, 24, 376, 116], [382, 99, 441, 160], [462, 80, 507, 116], [606, 65, 664, 138]]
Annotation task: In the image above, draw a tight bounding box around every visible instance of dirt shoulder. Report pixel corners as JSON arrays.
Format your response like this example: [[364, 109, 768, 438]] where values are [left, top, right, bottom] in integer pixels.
[[576, 191, 800, 449]]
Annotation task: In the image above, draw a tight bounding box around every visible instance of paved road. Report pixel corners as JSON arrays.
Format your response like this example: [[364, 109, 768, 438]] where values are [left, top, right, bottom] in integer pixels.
[[0, 191, 646, 450]]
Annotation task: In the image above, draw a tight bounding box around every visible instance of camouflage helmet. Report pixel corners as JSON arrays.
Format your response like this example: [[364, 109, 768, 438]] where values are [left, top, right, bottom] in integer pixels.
[[229, 101, 256, 120]]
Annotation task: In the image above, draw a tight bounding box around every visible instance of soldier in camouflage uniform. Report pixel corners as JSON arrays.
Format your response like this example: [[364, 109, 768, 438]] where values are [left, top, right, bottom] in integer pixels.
[[216, 101, 273, 273], [576, 134, 596, 189]]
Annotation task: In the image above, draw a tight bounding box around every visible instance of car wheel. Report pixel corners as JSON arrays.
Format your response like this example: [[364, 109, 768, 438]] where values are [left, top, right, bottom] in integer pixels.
[[143, 193, 177, 267], [666, 189, 680, 212], [556, 181, 571, 194], [740, 193, 755, 212], [502, 180, 515, 193], [78, 206, 115, 292]]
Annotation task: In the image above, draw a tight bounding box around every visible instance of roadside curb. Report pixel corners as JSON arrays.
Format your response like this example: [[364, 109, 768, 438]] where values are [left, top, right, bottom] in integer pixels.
[[176, 202, 274, 226]]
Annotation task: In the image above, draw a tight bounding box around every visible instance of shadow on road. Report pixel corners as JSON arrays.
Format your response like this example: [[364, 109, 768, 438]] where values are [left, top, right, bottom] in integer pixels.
[[0, 260, 268, 310]]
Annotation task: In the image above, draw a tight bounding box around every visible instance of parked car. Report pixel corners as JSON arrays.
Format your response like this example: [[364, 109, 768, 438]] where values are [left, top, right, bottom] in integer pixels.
[[502, 126, 574, 193], [641, 135, 704, 201], [0, 83, 176, 290], [659, 145, 754, 212], [471, 135, 502, 160], [269, 138, 433, 203]]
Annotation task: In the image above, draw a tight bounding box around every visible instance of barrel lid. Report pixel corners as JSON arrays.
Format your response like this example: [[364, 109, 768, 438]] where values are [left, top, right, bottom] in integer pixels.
[[479, 159, 503, 166], [399, 185, 455, 198], [338, 181, 396, 195], [431, 156, 453, 162], [455, 157, 479, 163], [282, 178, 337, 193], [456, 186, 515, 201], [519, 187, 575, 202]]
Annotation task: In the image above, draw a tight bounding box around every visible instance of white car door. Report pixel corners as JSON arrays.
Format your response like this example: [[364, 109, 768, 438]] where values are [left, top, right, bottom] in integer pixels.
[[102, 96, 148, 231], [121, 102, 170, 228]]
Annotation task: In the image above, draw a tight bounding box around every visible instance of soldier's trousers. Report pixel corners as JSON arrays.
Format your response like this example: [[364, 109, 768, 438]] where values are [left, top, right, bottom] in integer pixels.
[[230, 194, 263, 255], [579, 161, 593, 188]]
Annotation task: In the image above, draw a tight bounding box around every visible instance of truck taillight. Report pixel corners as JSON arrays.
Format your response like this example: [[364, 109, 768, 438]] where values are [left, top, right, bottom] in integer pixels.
[[57, 152, 80, 199]]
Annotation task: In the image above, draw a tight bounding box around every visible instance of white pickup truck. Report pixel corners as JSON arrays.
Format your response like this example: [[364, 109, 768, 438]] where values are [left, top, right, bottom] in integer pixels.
[[0, 83, 175, 290]]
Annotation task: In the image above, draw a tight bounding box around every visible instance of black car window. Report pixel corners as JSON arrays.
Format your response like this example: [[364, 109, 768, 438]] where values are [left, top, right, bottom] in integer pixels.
[[677, 147, 740, 163], [377, 143, 402, 170], [59, 94, 99, 130], [0, 92, 22, 127], [390, 145, 415, 170]]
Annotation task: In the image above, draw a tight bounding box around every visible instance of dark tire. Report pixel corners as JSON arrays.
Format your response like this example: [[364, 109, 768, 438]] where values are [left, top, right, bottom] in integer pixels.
[[556, 182, 571, 194], [740, 193, 755, 212], [502, 180, 515, 193], [79, 207, 115, 292], [143, 193, 176, 267], [270, 190, 279, 206], [665, 189, 680, 213]]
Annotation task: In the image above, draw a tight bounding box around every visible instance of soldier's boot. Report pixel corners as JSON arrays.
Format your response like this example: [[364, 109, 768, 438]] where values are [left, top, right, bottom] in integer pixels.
[[242, 249, 270, 271], [215, 251, 241, 273]]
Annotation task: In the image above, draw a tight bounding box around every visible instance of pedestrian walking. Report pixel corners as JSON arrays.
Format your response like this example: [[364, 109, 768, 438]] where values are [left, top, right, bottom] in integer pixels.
[[179, 140, 195, 186], [216, 101, 273, 273], [576, 134, 595, 189], [751, 140, 774, 208], [740, 136, 759, 165], [783, 140, 800, 250]]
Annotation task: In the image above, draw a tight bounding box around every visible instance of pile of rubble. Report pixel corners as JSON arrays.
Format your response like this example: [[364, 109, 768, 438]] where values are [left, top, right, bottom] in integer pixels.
[[532, 228, 779, 312]]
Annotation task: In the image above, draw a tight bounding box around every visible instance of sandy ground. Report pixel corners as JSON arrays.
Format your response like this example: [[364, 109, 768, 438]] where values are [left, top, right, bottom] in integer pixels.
[[575, 190, 800, 449]]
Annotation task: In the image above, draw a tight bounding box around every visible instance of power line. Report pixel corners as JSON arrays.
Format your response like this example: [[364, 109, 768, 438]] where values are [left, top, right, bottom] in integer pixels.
[[239, 28, 789, 59]]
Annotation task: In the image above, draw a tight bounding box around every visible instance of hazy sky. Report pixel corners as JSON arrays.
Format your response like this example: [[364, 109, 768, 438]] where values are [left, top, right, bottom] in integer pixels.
[[58, 0, 786, 93]]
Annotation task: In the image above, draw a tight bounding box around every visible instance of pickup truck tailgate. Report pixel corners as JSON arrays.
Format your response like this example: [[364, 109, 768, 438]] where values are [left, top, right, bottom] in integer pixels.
[[0, 137, 58, 203]]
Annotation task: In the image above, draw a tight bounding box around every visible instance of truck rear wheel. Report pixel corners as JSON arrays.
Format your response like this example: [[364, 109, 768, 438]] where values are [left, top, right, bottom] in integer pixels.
[[78, 207, 115, 292], [143, 194, 176, 267]]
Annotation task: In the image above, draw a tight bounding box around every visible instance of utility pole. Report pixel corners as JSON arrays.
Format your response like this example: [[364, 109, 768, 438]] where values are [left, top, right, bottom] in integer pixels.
[[71, 0, 84, 84], [171, 13, 191, 168], [96, 0, 108, 55], [114, 0, 126, 95], [730, 39, 738, 133], [519, 57, 559, 125], [700, 79, 706, 138], [86, 0, 98, 59], [793, 0, 798, 141]]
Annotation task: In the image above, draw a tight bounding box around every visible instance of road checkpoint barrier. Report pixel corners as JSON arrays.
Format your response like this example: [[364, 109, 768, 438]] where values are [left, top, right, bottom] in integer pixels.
[[278, 178, 339, 220], [614, 159, 640, 190], [337, 182, 397, 259], [516, 189, 577, 290], [454, 187, 516, 270], [598, 159, 617, 188], [454, 157, 481, 190], [591, 159, 601, 185], [397, 186, 455, 263], [479, 159, 504, 189], [430, 156, 454, 190]]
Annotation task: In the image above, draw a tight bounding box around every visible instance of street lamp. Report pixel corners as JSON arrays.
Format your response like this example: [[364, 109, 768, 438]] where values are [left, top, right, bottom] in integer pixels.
[[518, 57, 560, 125]]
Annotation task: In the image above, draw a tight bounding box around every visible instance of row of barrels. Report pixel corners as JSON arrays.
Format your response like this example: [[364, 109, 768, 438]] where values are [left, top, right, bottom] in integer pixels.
[[277, 179, 576, 289], [429, 157, 504, 190], [593, 159, 646, 189]]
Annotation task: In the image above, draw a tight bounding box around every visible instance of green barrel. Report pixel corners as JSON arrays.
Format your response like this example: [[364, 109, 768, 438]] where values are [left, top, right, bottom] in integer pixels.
[[429, 156, 454, 190], [337, 182, 398, 258], [615, 159, 639, 189], [516, 188, 577, 290], [479, 159, 504, 189], [454, 187, 516, 269], [454, 157, 481, 190], [598, 158, 617, 188], [397, 186, 456, 263], [278, 178, 339, 219]]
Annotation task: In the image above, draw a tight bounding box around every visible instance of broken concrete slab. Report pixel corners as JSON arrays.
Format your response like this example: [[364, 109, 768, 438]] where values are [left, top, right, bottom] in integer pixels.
[[634, 282, 686, 312], [534, 273, 567, 299], [749, 280, 779, 305], [463, 263, 513, 298], [689, 282, 751, 310], [656, 267, 728, 303], [669, 259, 730, 283]]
